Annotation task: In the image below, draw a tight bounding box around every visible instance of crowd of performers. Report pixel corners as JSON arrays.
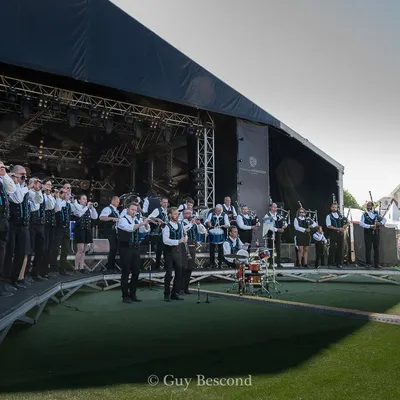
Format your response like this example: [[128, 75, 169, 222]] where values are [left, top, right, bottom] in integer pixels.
[[0, 163, 387, 302]]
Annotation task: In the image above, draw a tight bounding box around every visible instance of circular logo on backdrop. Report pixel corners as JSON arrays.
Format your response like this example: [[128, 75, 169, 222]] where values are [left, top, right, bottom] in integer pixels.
[[249, 157, 257, 168]]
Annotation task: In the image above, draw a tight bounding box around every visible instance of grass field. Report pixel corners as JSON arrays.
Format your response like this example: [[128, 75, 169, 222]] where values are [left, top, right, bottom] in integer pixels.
[[0, 279, 399, 399]]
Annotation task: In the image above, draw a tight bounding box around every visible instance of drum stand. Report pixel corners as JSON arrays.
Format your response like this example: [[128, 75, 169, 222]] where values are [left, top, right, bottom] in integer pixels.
[[259, 233, 281, 298], [227, 261, 245, 294]]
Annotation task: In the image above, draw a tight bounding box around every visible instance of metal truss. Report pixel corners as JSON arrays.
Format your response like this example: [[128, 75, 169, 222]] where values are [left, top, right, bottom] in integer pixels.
[[0, 142, 84, 162], [0, 75, 209, 128], [197, 121, 215, 207], [51, 176, 114, 190]]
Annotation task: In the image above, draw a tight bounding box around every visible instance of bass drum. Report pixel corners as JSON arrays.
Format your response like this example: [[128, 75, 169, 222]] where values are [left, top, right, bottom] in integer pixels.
[[198, 208, 214, 222]]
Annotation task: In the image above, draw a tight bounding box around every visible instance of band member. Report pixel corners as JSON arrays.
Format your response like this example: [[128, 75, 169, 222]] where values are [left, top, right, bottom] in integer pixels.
[[178, 197, 196, 221], [222, 196, 237, 225], [181, 209, 207, 294], [223, 226, 248, 267], [143, 189, 159, 216], [313, 226, 327, 269], [5, 168, 42, 288], [205, 204, 230, 268], [117, 203, 150, 303], [42, 180, 57, 277], [236, 205, 257, 251], [0, 161, 16, 297], [71, 194, 98, 274], [360, 201, 386, 269], [263, 203, 287, 268], [294, 207, 317, 268], [162, 207, 185, 301], [100, 196, 120, 272], [149, 197, 168, 270], [49, 189, 72, 275], [325, 202, 349, 268]]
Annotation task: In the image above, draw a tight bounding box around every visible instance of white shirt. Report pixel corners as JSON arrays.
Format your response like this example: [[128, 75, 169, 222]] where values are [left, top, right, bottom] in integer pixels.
[[71, 201, 98, 219], [360, 211, 387, 229], [294, 216, 317, 232], [142, 197, 149, 213], [236, 214, 252, 230], [44, 194, 56, 210], [149, 207, 168, 219], [325, 212, 340, 227], [27, 189, 45, 211], [54, 198, 69, 212], [162, 221, 184, 246], [0, 174, 16, 194], [223, 204, 237, 217], [182, 218, 207, 234], [177, 203, 187, 212], [204, 212, 230, 227], [223, 237, 246, 263], [117, 214, 150, 233], [100, 204, 119, 218], [263, 212, 287, 233], [178, 210, 197, 221], [313, 232, 327, 243]]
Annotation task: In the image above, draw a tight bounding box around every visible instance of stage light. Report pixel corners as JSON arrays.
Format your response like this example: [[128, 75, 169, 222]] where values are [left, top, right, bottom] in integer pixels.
[[165, 128, 172, 142], [104, 119, 113, 134], [237, 159, 243, 162], [125, 112, 134, 124], [186, 125, 195, 135], [101, 109, 110, 119], [38, 98, 48, 108], [20, 100, 31, 120], [67, 109, 77, 128], [134, 121, 143, 139], [6, 89, 17, 102], [237, 181, 243, 185], [89, 108, 99, 119], [51, 97, 60, 111]]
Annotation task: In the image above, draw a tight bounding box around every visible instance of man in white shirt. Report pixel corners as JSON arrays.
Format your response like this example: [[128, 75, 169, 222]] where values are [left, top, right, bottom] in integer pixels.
[[100, 196, 120, 272], [117, 203, 150, 303], [162, 207, 186, 301], [223, 226, 248, 266], [359, 201, 387, 269], [222, 196, 237, 220], [149, 197, 168, 269], [236, 206, 257, 251]]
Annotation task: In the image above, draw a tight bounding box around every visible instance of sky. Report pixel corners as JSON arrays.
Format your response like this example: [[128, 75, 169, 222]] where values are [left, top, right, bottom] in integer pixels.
[[112, 0, 400, 205]]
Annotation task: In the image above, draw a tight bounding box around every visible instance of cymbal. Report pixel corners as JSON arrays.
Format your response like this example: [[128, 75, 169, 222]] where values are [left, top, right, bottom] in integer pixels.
[[225, 254, 248, 260]]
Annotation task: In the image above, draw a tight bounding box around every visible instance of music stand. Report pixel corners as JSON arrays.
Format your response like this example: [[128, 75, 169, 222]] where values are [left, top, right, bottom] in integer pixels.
[[141, 234, 161, 291]]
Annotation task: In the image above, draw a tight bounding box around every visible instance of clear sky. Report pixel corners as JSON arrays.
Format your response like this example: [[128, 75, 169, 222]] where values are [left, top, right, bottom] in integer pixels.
[[112, 0, 400, 205]]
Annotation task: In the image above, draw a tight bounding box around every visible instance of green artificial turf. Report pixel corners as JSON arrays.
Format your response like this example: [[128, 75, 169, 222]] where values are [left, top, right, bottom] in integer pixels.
[[0, 282, 399, 400]]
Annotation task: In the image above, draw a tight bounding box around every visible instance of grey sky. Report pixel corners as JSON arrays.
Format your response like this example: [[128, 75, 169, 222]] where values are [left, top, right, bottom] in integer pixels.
[[112, 0, 400, 204]]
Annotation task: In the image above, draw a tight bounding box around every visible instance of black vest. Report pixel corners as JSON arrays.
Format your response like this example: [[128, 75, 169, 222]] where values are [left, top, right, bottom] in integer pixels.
[[75, 209, 92, 230], [363, 211, 379, 226], [238, 214, 251, 230], [165, 222, 183, 244], [328, 213, 344, 228], [103, 206, 119, 232], [45, 208, 56, 227], [117, 216, 139, 244], [9, 191, 30, 226], [147, 196, 160, 215], [296, 217, 309, 230], [55, 202, 71, 228], [183, 220, 197, 241], [0, 181, 10, 219], [225, 237, 240, 254], [30, 197, 46, 225], [210, 213, 226, 227]]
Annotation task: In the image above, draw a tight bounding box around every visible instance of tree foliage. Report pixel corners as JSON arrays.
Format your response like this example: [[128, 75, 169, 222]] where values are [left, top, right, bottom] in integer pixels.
[[343, 189, 362, 209]]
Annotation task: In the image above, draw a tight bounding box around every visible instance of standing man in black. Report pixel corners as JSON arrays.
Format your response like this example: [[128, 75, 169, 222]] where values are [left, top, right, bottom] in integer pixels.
[[236, 205, 257, 252], [100, 196, 120, 273], [360, 201, 386, 269], [149, 197, 169, 270], [117, 203, 150, 303], [0, 161, 16, 297], [162, 207, 185, 302]]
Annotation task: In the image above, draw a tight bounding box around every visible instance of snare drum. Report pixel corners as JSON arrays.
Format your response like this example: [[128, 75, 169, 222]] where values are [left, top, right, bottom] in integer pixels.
[[248, 262, 261, 272], [245, 275, 261, 284], [209, 228, 225, 244], [69, 221, 76, 240], [196, 232, 206, 243], [258, 248, 270, 260]]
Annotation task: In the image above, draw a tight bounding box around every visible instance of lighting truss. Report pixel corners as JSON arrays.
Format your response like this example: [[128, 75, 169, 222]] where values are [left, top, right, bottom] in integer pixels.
[[0, 75, 209, 128], [197, 118, 215, 207], [51, 176, 114, 191]]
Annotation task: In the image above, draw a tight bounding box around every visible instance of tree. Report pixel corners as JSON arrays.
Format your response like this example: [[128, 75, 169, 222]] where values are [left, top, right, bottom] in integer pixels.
[[343, 189, 362, 209]]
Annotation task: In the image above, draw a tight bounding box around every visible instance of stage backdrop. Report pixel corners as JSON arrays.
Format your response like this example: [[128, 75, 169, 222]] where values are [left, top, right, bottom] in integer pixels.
[[237, 119, 269, 241]]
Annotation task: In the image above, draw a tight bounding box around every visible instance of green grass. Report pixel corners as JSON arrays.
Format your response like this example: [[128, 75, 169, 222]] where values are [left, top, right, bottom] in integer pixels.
[[0, 281, 399, 400]]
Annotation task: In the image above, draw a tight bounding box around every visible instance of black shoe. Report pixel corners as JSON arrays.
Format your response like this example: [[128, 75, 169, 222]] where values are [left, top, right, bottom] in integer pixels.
[[184, 290, 192, 295], [170, 294, 184, 300], [13, 280, 27, 289], [0, 285, 13, 297], [34, 275, 48, 281], [3, 283, 17, 292], [130, 296, 142, 302], [164, 296, 171, 302], [336, 264, 343, 269], [123, 297, 133, 304], [374, 265, 383, 269]]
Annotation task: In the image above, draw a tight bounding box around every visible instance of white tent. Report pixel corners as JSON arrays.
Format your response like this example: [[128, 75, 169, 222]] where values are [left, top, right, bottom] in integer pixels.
[[344, 207, 363, 223], [383, 200, 400, 229]]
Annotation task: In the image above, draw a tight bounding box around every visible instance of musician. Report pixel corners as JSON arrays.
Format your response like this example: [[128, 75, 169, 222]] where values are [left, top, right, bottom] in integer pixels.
[[360, 201, 386, 269], [236, 205, 257, 251], [294, 207, 317, 268], [181, 209, 207, 294], [5, 168, 42, 288], [205, 204, 230, 268], [117, 203, 150, 303], [149, 197, 169, 270], [143, 189, 159, 216], [162, 207, 185, 301], [0, 161, 16, 297], [263, 203, 287, 268], [325, 202, 348, 268], [313, 226, 327, 269], [223, 226, 248, 267], [222, 196, 237, 225], [49, 189, 73, 275], [178, 197, 196, 221], [71, 194, 98, 274], [100, 196, 120, 272]]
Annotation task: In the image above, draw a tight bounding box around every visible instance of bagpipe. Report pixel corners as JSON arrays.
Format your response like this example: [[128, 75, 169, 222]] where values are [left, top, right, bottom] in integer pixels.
[[297, 200, 318, 229], [331, 193, 350, 228], [368, 191, 383, 235]]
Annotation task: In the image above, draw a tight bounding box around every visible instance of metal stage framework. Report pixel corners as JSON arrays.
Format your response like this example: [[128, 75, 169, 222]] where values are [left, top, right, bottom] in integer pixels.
[[0, 75, 216, 207], [0, 266, 399, 345]]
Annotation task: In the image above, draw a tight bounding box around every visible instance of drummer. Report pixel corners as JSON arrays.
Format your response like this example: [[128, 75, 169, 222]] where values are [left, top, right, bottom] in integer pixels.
[[236, 205, 257, 251], [205, 204, 230, 268], [223, 226, 249, 268]]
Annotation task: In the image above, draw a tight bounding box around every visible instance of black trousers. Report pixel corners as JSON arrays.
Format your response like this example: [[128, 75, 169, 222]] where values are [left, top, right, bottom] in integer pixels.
[[328, 231, 344, 266], [163, 246, 182, 297], [239, 230, 252, 252], [43, 225, 55, 273], [180, 244, 195, 291], [314, 241, 325, 267], [49, 226, 70, 272], [29, 224, 45, 276], [0, 218, 9, 279], [267, 232, 281, 265], [119, 243, 141, 299], [364, 230, 380, 266], [4, 223, 30, 281], [155, 235, 164, 269], [209, 243, 223, 266], [105, 231, 118, 270]]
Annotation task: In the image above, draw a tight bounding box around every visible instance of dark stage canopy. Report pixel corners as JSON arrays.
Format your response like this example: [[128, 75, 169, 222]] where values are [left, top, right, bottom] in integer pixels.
[[0, 0, 279, 126]]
